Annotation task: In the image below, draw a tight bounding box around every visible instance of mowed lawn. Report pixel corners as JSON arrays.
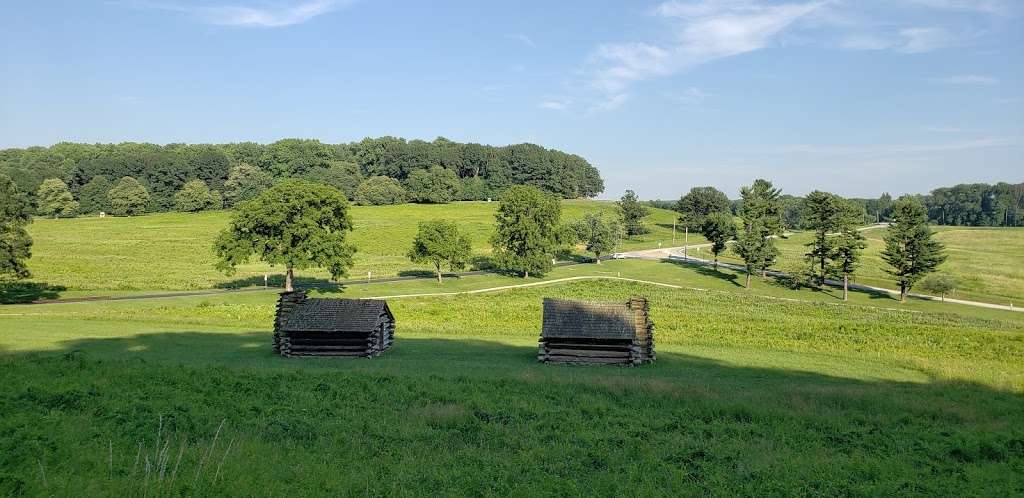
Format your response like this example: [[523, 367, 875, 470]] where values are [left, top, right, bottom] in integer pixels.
[[23, 200, 696, 292], [716, 226, 1024, 306], [1, 267, 1022, 496]]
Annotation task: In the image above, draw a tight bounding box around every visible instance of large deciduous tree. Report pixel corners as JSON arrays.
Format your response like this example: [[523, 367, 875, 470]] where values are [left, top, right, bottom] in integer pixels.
[[0, 174, 33, 281], [676, 186, 731, 231], [882, 196, 946, 302], [214, 180, 357, 292], [407, 220, 472, 282], [701, 212, 736, 270], [490, 185, 561, 278], [618, 190, 650, 237], [405, 166, 461, 204], [223, 163, 274, 207], [572, 212, 622, 264], [35, 178, 79, 218], [107, 176, 151, 216], [301, 161, 363, 200]]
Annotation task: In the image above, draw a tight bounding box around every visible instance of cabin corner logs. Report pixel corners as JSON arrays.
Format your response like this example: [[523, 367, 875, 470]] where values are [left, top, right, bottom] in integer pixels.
[[274, 292, 656, 365]]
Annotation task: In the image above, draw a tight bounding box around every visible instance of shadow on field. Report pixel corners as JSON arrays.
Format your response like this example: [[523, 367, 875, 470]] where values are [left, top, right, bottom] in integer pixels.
[[4, 333, 1023, 496], [215, 275, 342, 291], [660, 258, 742, 287], [0, 282, 67, 304]]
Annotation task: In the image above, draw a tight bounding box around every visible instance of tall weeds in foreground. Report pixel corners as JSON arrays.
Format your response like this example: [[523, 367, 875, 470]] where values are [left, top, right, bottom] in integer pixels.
[[72, 416, 236, 496]]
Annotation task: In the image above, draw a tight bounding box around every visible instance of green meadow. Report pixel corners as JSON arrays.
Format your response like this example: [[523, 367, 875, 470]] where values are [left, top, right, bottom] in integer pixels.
[[22, 200, 696, 293], [715, 226, 1024, 306], [1, 261, 1022, 496]]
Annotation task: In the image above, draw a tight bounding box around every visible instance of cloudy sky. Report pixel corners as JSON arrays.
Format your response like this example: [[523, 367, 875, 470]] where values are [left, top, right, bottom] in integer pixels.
[[1, 0, 1021, 199]]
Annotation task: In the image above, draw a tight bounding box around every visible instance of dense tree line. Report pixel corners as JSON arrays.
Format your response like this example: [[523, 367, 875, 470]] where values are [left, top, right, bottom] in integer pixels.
[[0, 137, 604, 215], [657, 181, 1023, 229]]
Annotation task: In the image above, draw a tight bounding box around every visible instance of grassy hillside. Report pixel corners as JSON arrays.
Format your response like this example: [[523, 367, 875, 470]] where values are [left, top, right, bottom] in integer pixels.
[[23, 200, 695, 292], [717, 226, 1024, 306], [1, 268, 1021, 495]]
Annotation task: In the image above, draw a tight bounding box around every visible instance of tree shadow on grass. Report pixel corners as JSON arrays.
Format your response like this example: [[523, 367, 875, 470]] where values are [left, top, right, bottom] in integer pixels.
[[0, 282, 67, 304], [659, 258, 742, 287], [4, 332, 1023, 494]]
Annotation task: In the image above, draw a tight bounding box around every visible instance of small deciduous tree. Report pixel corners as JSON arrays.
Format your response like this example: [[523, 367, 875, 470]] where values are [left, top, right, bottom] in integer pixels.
[[35, 178, 78, 218], [700, 212, 736, 270], [490, 185, 561, 278], [214, 180, 357, 292], [405, 166, 461, 204], [0, 174, 33, 281], [174, 180, 223, 212], [676, 186, 731, 230], [407, 220, 472, 282], [571, 212, 622, 264], [354, 176, 408, 206], [919, 274, 958, 301], [882, 196, 947, 302], [223, 163, 274, 207], [618, 190, 650, 236], [107, 177, 151, 216]]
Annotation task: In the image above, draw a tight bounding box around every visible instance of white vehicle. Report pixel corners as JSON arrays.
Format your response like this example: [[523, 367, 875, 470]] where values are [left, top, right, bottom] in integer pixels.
[[611, 253, 627, 259]]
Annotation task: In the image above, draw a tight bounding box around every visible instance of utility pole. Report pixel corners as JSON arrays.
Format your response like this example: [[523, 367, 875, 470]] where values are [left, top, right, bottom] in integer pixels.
[[683, 226, 689, 260], [672, 219, 676, 244]]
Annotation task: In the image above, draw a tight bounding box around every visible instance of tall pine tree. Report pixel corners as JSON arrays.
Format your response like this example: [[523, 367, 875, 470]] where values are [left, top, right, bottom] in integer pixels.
[[882, 196, 946, 302]]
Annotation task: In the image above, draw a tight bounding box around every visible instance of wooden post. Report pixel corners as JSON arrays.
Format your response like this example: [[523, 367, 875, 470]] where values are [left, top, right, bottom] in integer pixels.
[[683, 226, 688, 260]]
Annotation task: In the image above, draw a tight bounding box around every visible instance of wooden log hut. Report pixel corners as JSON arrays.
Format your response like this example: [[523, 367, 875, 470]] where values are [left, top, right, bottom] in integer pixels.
[[273, 291, 395, 358], [537, 296, 655, 366]]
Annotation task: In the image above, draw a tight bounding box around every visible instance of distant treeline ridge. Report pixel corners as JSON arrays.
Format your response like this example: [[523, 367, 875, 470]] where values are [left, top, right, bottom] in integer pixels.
[[0, 137, 604, 213], [649, 181, 1024, 228]]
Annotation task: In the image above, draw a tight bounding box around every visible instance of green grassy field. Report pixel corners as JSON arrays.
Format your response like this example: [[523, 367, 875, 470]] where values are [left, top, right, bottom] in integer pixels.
[[1, 259, 1022, 495], [715, 226, 1024, 306], [22, 200, 696, 293]]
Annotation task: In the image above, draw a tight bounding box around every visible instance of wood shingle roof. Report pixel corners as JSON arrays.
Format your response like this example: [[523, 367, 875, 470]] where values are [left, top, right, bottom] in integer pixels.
[[541, 298, 638, 340], [280, 298, 392, 333]]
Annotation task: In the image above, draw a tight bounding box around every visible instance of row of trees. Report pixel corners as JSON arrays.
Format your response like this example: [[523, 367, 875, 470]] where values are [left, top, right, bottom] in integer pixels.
[[676, 181, 947, 301], [210, 181, 645, 290], [657, 181, 1024, 229], [0, 137, 604, 216]]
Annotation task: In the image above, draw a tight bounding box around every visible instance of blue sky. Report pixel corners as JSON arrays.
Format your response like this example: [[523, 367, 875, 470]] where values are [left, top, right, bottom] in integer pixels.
[[1, 0, 1021, 199]]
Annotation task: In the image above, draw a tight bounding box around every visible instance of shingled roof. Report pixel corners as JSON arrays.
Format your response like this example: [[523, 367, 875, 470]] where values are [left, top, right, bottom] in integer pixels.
[[541, 298, 638, 339], [280, 298, 392, 333]]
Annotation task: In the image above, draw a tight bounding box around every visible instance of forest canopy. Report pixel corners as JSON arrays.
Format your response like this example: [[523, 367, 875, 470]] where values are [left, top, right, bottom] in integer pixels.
[[0, 137, 604, 214]]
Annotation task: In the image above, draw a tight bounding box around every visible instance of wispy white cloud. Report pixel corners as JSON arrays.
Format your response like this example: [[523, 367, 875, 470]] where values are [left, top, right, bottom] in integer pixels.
[[587, 1, 826, 102], [902, 0, 1014, 16], [936, 74, 999, 85], [137, 0, 346, 27], [776, 137, 1012, 156], [538, 99, 572, 110], [667, 87, 709, 104], [840, 27, 963, 53], [588, 93, 630, 114], [511, 34, 537, 48]]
